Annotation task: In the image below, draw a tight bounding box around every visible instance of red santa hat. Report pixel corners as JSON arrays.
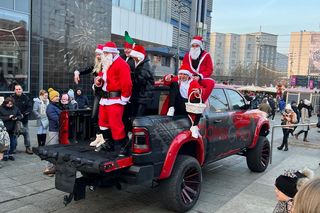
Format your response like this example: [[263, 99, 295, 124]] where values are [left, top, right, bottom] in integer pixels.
[[103, 41, 119, 54], [190, 36, 203, 47], [95, 44, 103, 54], [178, 64, 193, 77], [129, 45, 146, 60]]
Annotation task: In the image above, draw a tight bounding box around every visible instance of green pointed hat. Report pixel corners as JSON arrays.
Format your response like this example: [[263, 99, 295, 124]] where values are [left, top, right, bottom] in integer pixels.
[[124, 31, 135, 48]]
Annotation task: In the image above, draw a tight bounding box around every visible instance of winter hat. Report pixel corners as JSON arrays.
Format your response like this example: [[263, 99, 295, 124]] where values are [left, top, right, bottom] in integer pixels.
[[48, 88, 60, 101], [285, 104, 292, 111], [304, 99, 311, 106], [178, 64, 193, 77], [190, 36, 203, 47], [95, 44, 104, 54], [124, 31, 135, 49], [67, 89, 75, 99], [275, 168, 314, 198], [103, 42, 119, 54], [130, 45, 146, 60]]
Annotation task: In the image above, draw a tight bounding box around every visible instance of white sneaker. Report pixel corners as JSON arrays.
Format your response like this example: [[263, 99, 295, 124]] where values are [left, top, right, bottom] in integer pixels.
[[167, 107, 175, 116], [90, 134, 103, 146], [95, 138, 106, 148], [190, 126, 199, 138]]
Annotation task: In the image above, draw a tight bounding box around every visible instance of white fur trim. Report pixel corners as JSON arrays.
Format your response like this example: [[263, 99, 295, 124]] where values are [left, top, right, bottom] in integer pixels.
[[178, 69, 192, 77], [130, 50, 145, 60], [99, 98, 127, 105], [95, 49, 103, 54], [198, 73, 203, 79], [121, 96, 130, 102], [103, 47, 119, 53], [190, 39, 203, 47]]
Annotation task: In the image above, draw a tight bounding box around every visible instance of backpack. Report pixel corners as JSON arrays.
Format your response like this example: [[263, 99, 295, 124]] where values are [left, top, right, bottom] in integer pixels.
[[0, 120, 10, 152]]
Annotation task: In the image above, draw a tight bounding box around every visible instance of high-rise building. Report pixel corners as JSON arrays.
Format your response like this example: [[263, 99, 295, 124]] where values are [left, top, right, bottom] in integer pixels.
[[288, 31, 320, 77], [210, 32, 277, 76]]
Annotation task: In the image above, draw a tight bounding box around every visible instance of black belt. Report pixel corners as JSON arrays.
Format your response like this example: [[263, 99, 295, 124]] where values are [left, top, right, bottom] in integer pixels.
[[101, 91, 121, 98]]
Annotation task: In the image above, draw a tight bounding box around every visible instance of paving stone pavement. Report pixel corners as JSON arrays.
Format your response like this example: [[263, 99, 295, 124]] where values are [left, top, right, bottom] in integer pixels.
[[0, 113, 319, 213]]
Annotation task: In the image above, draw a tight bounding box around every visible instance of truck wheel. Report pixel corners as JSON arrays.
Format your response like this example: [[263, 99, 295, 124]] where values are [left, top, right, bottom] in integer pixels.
[[161, 155, 202, 212], [246, 136, 270, 172]]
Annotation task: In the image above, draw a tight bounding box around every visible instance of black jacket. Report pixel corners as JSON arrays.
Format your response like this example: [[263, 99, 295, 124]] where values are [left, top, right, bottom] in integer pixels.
[[120, 54, 135, 73], [75, 94, 89, 109], [78, 64, 96, 76], [0, 105, 23, 133], [131, 57, 154, 104], [11, 93, 32, 124]]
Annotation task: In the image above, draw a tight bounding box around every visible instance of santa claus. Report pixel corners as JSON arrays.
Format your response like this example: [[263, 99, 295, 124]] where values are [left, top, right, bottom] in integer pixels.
[[181, 36, 215, 102], [93, 41, 132, 156], [164, 64, 203, 138]]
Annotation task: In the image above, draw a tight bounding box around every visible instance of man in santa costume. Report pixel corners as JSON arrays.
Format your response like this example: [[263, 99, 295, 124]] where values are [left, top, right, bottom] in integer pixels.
[[94, 42, 132, 156], [181, 36, 215, 102], [73, 44, 104, 146], [164, 64, 203, 138]]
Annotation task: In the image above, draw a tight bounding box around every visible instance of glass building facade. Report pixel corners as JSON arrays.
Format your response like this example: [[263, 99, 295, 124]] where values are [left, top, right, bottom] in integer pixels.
[[0, 0, 112, 98]]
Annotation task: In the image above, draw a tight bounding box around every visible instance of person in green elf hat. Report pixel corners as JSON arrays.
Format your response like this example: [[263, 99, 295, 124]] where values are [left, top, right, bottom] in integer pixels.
[[121, 31, 136, 73]]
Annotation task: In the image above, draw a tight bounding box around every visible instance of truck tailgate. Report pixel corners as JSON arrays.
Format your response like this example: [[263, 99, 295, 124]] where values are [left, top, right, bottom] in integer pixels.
[[34, 144, 133, 174]]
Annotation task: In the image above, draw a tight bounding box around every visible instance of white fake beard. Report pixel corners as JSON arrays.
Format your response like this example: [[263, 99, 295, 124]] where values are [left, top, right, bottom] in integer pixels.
[[190, 47, 201, 60], [101, 54, 113, 72]]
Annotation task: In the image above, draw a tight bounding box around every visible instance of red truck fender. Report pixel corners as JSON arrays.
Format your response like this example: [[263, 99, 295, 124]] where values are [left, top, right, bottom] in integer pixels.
[[159, 130, 205, 180], [248, 118, 270, 149]]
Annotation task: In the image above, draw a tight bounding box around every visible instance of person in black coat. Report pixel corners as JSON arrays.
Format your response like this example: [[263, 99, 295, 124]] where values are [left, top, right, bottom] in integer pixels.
[[0, 97, 23, 161], [128, 45, 154, 117], [10, 84, 33, 154], [75, 88, 89, 109]]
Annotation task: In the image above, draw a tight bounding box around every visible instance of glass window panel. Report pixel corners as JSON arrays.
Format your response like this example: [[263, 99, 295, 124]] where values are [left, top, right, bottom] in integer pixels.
[[135, 0, 142, 13], [0, 0, 13, 10], [0, 9, 29, 92], [14, 0, 30, 13], [225, 89, 246, 110], [119, 0, 133, 11], [209, 89, 229, 112], [112, 0, 119, 6]]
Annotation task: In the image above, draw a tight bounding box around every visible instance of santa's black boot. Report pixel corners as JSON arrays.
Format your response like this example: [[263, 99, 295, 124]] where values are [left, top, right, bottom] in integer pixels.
[[115, 137, 130, 157], [101, 129, 115, 152]]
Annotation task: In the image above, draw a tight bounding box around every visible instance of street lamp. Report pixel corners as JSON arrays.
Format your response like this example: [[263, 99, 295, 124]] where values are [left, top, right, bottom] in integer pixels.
[[172, 0, 190, 75]]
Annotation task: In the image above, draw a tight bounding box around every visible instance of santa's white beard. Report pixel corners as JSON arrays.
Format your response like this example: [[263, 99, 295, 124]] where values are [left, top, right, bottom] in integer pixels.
[[101, 54, 113, 72], [190, 47, 201, 60]]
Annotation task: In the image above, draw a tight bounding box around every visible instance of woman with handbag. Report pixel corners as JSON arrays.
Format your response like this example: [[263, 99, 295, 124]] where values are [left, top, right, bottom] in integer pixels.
[[33, 89, 49, 147], [278, 104, 297, 151], [0, 97, 23, 161]]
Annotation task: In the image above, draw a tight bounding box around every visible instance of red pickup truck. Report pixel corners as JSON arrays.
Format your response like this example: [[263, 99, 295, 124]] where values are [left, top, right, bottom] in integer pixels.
[[34, 84, 270, 212]]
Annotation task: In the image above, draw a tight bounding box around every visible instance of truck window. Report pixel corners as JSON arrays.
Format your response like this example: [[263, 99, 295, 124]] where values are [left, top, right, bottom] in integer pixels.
[[209, 88, 229, 112], [225, 89, 246, 110]]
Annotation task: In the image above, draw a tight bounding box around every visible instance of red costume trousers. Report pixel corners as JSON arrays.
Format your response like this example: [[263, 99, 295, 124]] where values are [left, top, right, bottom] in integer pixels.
[[98, 104, 126, 140], [199, 78, 215, 102]]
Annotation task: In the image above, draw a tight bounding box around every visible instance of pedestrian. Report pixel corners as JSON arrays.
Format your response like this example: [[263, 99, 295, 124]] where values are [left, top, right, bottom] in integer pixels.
[[278, 99, 286, 114], [0, 97, 23, 161], [181, 36, 215, 103], [164, 65, 203, 138], [33, 89, 49, 147], [292, 178, 320, 213], [11, 84, 33, 154], [294, 99, 311, 142], [268, 95, 276, 120], [75, 88, 89, 109], [74, 44, 103, 145], [67, 89, 78, 109], [289, 100, 300, 136], [43, 88, 61, 176], [278, 104, 297, 151], [128, 44, 154, 117], [258, 97, 272, 116], [93, 42, 132, 156], [273, 168, 314, 213]]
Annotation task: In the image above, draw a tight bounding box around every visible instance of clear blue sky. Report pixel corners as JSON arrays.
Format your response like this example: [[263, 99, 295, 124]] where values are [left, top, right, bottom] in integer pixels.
[[211, 0, 320, 54]]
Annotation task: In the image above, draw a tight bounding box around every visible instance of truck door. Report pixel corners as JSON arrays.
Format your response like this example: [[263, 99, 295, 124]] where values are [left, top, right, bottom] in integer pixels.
[[205, 88, 233, 162]]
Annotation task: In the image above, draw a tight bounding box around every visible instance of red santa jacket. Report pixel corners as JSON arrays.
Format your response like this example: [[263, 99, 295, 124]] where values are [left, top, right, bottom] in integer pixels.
[[163, 75, 203, 100], [182, 50, 213, 79], [97, 55, 132, 105]]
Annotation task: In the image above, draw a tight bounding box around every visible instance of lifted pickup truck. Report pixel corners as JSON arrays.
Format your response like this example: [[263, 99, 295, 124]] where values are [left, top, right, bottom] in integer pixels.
[[34, 84, 270, 212]]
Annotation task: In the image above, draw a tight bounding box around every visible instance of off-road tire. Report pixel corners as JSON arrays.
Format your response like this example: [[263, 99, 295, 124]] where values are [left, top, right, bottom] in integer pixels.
[[161, 155, 202, 212], [246, 136, 270, 172]]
